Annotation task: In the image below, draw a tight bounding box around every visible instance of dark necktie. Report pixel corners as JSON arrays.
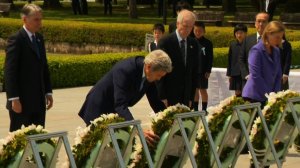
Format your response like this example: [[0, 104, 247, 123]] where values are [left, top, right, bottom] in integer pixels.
[[180, 39, 186, 66], [32, 35, 40, 58]]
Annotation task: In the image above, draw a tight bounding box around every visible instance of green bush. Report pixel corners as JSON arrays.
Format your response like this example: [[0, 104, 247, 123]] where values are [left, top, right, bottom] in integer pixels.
[[1, 18, 300, 48], [0, 18, 151, 47], [0, 52, 145, 88], [0, 41, 299, 88]]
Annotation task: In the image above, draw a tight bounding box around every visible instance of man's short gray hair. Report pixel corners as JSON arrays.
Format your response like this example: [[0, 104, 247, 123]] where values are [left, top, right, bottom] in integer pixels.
[[177, 9, 196, 24], [144, 50, 172, 73], [21, 4, 42, 18]]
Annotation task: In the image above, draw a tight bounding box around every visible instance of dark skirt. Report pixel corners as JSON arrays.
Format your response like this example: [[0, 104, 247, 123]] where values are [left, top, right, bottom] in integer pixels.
[[197, 74, 208, 89], [229, 75, 242, 91]]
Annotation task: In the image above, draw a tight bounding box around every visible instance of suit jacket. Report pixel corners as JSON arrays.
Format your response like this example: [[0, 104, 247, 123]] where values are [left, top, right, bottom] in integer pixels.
[[78, 56, 165, 124], [4, 28, 52, 114], [157, 32, 199, 106], [239, 34, 257, 80], [227, 40, 243, 76], [280, 40, 292, 76], [260, 0, 277, 20], [242, 41, 282, 102], [196, 36, 213, 74]]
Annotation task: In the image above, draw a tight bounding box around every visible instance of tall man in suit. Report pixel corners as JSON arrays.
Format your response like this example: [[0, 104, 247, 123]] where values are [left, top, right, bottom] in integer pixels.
[[260, 0, 277, 21], [78, 50, 172, 142], [5, 4, 53, 132], [239, 12, 269, 90], [157, 10, 199, 108]]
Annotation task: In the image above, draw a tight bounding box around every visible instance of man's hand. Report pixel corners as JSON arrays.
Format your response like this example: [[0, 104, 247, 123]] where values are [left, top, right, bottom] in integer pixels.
[[12, 99, 22, 113], [245, 75, 249, 80], [205, 72, 210, 79], [46, 95, 53, 110], [144, 130, 160, 147], [162, 99, 168, 107], [282, 76, 288, 84]]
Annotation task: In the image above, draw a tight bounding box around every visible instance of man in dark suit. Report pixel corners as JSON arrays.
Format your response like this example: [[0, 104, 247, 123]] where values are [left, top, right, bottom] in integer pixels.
[[260, 0, 277, 21], [157, 10, 199, 108], [79, 50, 171, 123], [5, 4, 53, 132], [239, 12, 269, 90], [104, 0, 112, 15], [280, 37, 292, 90]]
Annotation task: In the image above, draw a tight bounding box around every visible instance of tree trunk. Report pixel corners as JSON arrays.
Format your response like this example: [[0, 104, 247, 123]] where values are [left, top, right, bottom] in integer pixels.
[[43, 0, 61, 8], [129, 0, 138, 18], [222, 0, 236, 13]]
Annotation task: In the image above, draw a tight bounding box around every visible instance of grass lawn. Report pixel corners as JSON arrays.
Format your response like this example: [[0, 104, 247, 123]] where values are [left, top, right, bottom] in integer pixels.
[[8, 1, 179, 24], [6, 1, 285, 25]]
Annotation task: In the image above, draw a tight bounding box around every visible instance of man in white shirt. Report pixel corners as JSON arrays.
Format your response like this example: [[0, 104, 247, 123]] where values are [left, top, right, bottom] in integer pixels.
[[4, 4, 53, 131]]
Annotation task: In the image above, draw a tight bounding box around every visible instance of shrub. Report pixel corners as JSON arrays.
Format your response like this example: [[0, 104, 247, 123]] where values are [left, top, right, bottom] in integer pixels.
[[0, 41, 299, 88], [1, 18, 300, 48], [0, 52, 145, 88]]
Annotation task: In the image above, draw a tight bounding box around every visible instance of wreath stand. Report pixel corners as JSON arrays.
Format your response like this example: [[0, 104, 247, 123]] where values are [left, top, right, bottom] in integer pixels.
[[84, 120, 153, 168], [154, 111, 222, 168], [233, 103, 282, 168], [252, 97, 300, 167], [9, 131, 76, 168]]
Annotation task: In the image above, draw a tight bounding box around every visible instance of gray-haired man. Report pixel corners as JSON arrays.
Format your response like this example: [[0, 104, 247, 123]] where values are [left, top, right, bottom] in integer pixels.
[[5, 4, 53, 131], [79, 50, 172, 145]]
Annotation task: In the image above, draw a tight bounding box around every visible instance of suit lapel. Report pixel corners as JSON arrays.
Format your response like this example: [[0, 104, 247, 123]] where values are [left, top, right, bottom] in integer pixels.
[[186, 37, 192, 68], [20, 28, 41, 60], [171, 33, 185, 67]]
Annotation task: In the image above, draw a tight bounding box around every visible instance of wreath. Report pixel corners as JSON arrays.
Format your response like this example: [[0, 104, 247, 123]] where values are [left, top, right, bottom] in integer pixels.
[[129, 104, 192, 167], [250, 90, 300, 159], [71, 113, 128, 167], [195, 96, 248, 167], [0, 125, 56, 167]]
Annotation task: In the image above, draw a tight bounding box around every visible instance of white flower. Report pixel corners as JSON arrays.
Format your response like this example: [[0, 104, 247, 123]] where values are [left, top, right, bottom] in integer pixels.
[[207, 115, 214, 123], [198, 128, 206, 138], [193, 142, 199, 155], [74, 136, 82, 145], [36, 125, 43, 132], [108, 113, 118, 119]]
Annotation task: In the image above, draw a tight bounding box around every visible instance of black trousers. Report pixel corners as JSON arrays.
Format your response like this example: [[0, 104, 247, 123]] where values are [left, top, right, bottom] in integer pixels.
[[104, 0, 112, 15], [9, 110, 45, 132]]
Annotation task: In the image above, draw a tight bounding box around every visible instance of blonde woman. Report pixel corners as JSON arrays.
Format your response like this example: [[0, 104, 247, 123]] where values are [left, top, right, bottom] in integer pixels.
[[242, 21, 285, 107]]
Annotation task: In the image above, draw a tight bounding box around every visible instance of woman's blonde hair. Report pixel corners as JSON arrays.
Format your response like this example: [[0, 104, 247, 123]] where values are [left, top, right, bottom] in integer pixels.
[[261, 21, 285, 46]]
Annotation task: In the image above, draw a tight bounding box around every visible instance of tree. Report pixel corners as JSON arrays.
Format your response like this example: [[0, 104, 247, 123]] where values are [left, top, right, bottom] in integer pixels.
[[43, 0, 61, 8], [129, 0, 138, 18]]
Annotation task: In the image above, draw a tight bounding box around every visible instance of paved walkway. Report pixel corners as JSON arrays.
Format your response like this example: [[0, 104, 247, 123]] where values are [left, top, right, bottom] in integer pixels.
[[0, 86, 299, 167]]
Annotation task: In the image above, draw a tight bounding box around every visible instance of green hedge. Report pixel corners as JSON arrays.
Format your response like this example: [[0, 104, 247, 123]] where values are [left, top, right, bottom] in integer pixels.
[[1, 18, 300, 48], [0, 41, 299, 88], [0, 52, 144, 88]]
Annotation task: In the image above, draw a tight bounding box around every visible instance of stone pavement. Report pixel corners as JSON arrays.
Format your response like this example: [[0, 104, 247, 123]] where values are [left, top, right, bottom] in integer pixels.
[[0, 86, 299, 167]]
